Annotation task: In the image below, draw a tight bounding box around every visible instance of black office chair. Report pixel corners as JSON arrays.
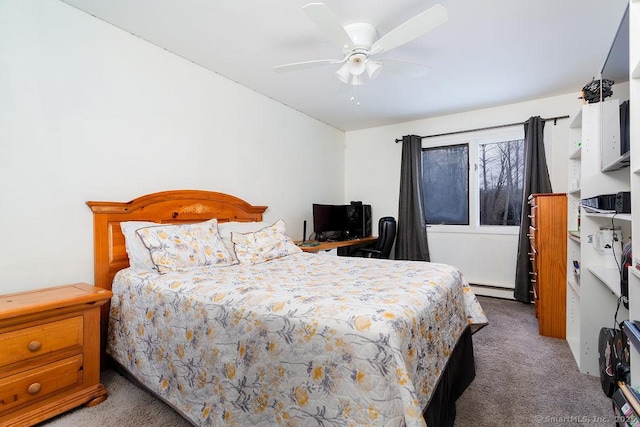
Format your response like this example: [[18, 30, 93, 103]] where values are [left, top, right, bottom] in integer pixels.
[[352, 217, 396, 259]]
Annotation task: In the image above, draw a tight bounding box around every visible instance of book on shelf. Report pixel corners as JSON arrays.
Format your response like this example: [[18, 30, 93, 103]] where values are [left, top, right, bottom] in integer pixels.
[[632, 387, 640, 406], [613, 382, 640, 426], [572, 260, 580, 285]]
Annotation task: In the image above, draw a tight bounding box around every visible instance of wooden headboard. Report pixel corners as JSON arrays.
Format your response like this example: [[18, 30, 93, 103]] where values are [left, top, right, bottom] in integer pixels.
[[86, 190, 267, 291]]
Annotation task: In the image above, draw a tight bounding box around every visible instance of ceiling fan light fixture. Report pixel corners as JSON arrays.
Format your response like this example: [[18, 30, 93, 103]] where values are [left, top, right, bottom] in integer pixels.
[[366, 60, 382, 80], [351, 74, 364, 86], [347, 53, 367, 76], [335, 62, 350, 83]]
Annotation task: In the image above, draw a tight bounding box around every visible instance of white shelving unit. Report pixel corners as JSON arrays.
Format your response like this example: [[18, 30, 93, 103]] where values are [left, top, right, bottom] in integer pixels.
[[567, 2, 637, 379], [588, 265, 624, 297], [628, 0, 640, 387], [566, 99, 631, 376], [566, 107, 583, 362]]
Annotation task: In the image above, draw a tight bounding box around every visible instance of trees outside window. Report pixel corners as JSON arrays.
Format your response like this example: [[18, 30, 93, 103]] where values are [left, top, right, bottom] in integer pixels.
[[422, 144, 469, 225], [478, 139, 525, 226], [421, 131, 525, 228]]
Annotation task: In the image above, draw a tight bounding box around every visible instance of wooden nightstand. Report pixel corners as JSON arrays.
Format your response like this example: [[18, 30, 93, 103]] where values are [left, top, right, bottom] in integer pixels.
[[0, 283, 112, 426]]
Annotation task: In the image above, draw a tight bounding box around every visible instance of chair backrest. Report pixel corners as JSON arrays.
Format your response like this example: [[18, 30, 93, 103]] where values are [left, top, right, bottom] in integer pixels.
[[375, 217, 397, 259]]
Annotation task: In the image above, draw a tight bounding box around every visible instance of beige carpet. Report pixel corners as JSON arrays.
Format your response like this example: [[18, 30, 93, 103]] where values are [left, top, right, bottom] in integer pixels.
[[41, 369, 189, 427], [454, 296, 614, 426], [40, 296, 615, 426]]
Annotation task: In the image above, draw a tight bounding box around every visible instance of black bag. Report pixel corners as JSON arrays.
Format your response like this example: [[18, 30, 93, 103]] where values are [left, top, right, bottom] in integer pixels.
[[599, 323, 631, 397], [581, 78, 614, 103]]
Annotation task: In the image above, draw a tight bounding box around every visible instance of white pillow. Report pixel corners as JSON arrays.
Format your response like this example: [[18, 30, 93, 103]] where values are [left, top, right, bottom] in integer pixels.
[[231, 219, 301, 265], [217, 221, 270, 262], [136, 219, 236, 274], [120, 221, 159, 271]]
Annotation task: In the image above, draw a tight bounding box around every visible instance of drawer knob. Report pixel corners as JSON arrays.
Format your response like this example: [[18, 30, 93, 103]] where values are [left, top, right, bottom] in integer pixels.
[[27, 340, 42, 352], [27, 383, 41, 395]]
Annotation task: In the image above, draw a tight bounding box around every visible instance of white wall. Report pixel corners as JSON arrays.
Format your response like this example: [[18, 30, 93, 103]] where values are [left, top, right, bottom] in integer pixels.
[[0, 0, 345, 293], [345, 93, 582, 292]]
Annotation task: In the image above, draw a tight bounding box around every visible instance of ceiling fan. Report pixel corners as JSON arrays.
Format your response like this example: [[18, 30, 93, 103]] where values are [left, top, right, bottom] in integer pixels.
[[273, 3, 448, 86]]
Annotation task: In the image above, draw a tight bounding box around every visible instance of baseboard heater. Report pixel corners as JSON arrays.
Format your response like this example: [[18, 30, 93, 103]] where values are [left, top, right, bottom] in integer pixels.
[[469, 283, 515, 300], [469, 283, 514, 291]]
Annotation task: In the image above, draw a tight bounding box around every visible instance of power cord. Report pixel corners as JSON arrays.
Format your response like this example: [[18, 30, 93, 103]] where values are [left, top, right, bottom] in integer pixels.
[[611, 213, 622, 275], [610, 212, 627, 327]]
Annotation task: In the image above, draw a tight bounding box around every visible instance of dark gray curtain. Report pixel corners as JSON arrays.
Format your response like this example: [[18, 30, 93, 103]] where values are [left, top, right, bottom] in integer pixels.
[[514, 117, 553, 303], [395, 134, 430, 261]]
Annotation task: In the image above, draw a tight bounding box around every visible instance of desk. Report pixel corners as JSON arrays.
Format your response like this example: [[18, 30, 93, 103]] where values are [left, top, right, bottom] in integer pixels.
[[296, 236, 377, 253]]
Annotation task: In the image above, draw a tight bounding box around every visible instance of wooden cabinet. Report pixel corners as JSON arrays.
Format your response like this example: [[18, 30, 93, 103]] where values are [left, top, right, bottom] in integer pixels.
[[529, 193, 567, 338], [0, 283, 112, 426]]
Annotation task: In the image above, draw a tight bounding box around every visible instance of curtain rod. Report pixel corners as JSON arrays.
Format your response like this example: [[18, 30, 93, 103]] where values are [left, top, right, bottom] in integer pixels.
[[393, 115, 570, 143]]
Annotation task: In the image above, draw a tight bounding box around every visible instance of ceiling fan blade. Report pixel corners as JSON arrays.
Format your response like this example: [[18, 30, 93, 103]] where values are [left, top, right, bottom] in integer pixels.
[[371, 4, 447, 54], [273, 59, 342, 73], [379, 59, 431, 78], [303, 3, 354, 50]]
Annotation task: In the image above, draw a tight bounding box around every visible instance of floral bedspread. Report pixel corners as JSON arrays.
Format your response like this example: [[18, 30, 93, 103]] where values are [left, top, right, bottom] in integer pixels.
[[107, 252, 487, 426]]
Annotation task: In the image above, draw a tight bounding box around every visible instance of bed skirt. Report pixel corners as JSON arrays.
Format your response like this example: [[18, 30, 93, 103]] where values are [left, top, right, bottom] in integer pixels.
[[423, 326, 475, 426]]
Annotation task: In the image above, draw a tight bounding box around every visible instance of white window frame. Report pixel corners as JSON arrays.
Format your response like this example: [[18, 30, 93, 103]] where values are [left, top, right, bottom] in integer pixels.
[[422, 125, 525, 235]]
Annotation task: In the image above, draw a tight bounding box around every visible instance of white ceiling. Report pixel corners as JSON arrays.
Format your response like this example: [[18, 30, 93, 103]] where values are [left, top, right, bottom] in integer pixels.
[[60, 0, 629, 131]]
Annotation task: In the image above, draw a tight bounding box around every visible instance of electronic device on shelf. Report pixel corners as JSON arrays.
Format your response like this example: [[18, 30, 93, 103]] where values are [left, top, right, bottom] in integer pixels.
[[616, 191, 631, 214], [580, 192, 631, 214], [581, 194, 617, 211], [620, 100, 630, 156]]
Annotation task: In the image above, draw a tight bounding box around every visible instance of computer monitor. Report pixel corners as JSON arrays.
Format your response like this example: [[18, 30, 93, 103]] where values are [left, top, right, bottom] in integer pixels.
[[312, 204, 347, 241]]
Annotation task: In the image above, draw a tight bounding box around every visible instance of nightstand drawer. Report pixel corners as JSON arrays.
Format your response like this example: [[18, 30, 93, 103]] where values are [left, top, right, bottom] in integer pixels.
[[0, 354, 83, 414], [0, 316, 83, 368]]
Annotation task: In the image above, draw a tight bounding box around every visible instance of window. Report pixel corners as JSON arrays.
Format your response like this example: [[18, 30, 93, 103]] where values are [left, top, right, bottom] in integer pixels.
[[421, 129, 525, 227], [422, 144, 469, 225], [478, 139, 525, 226]]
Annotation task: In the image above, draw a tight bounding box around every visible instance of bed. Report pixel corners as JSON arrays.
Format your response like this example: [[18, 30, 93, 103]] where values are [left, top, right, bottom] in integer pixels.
[[87, 190, 487, 427]]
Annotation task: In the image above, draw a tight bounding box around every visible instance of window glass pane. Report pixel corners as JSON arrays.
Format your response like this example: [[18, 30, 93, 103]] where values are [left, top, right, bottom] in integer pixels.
[[422, 144, 469, 225], [478, 139, 525, 226]]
